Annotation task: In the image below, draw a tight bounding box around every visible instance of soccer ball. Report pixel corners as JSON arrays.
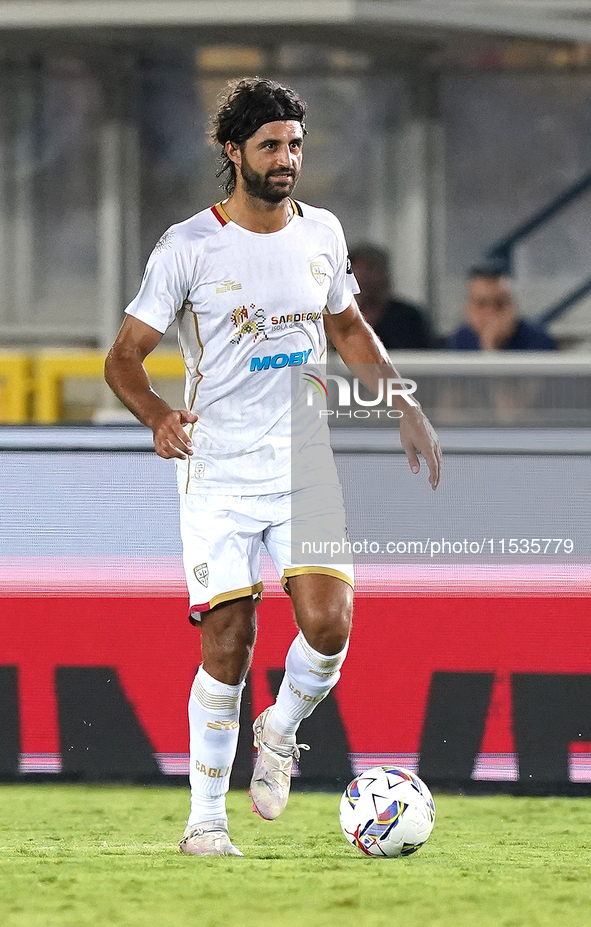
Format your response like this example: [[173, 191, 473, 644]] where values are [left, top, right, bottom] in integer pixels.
[[339, 766, 435, 857]]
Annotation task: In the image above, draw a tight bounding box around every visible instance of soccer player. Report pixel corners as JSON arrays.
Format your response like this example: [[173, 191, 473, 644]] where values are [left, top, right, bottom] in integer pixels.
[[104, 78, 441, 856]]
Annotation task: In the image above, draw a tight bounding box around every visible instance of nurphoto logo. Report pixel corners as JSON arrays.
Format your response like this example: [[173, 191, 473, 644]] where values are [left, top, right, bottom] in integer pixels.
[[303, 372, 418, 419]]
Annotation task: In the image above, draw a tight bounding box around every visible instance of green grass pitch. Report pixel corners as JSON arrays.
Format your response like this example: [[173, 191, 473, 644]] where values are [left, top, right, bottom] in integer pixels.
[[0, 784, 590, 927]]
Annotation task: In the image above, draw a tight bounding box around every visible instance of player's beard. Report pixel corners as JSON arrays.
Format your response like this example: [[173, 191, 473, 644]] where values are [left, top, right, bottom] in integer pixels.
[[239, 154, 299, 203]]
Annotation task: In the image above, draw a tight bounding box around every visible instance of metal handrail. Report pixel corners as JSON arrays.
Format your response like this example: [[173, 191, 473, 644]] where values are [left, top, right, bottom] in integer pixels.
[[486, 168, 591, 272], [485, 168, 591, 324], [539, 277, 591, 325], [331, 350, 591, 375]]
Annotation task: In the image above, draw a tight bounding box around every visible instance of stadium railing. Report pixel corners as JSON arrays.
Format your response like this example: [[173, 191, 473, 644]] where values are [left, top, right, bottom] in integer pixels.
[[0, 352, 33, 424], [1, 349, 591, 426], [330, 351, 591, 428], [32, 349, 185, 424]]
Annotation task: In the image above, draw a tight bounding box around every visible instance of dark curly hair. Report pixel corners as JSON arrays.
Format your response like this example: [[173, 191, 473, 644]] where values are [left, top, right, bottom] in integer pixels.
[[210, 78, 307, 195]]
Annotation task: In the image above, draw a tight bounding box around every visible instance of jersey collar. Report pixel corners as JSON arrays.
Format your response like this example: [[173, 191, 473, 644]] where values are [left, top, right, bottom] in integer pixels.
[[211, 199, 302, 228]]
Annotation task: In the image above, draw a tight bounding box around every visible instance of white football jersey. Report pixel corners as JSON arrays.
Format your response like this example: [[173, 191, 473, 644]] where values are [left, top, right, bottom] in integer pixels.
[[125, 199, 359, 494]]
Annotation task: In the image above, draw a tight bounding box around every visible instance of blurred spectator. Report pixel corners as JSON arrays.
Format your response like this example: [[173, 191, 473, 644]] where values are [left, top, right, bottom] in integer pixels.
[[350, 244, 435, 349], [448, 264, 557, 351]]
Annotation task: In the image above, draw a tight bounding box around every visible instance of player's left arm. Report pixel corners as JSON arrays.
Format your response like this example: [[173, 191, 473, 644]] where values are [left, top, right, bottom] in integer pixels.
[[323, 299, 442, 490]]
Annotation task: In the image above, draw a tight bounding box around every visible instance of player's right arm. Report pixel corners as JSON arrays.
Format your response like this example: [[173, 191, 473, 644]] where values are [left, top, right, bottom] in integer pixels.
[[104, 315, 197, 460]]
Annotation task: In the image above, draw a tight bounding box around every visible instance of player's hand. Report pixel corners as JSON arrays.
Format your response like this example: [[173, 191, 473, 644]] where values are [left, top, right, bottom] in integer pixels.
[[399, 407, 442, 490], [152, 409, 198, 460]]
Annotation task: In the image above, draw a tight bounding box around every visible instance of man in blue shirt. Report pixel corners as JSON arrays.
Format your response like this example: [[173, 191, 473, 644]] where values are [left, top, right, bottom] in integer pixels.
[[448, 265, 557, 351]]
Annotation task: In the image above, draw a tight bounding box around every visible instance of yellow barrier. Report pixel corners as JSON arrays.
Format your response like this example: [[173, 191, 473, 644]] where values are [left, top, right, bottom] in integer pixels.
[[33, 350, 185, 424], [0, 352, 33, 423]]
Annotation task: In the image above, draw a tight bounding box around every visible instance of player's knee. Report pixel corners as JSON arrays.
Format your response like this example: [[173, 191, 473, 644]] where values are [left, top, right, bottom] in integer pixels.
[[310, 626, 350, 657], [202, 601, 256, 661], [299, 604, 351, 656], [216, 634, 255, 666], [220, 618, 256, 660]]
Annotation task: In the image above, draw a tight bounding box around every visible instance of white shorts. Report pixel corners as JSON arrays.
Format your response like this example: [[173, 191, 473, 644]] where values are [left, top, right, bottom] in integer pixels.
[[179, 484, 354, 621]]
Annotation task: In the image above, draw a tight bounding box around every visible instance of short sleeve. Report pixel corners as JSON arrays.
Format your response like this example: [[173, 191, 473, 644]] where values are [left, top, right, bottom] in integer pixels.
[[125, 227, 192, 334], [325, 219, 360, 315]]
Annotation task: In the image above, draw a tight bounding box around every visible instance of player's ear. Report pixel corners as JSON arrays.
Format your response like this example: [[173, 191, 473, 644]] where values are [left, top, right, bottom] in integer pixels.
[[225, 140, 242, 167]]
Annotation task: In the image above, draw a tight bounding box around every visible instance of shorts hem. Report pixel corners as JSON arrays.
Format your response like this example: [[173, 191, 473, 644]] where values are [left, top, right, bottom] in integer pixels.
[[188, 581, 263, 623], [281, 566, 354, 590]]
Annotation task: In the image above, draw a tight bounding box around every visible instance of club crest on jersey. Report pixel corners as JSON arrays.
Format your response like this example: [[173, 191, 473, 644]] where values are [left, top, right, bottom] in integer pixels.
[[194, 563, 209, 587], [230, 304, 268, 344], [310, 260, 327, 285]]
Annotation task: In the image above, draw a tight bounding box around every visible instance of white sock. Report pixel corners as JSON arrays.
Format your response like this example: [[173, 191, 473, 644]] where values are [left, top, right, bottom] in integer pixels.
[[187, 666, 243, 827], [270, 632, 349, 739]]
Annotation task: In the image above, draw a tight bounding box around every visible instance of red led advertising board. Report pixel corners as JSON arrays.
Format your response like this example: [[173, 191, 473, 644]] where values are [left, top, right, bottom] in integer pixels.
[[1, 583, 590, 790]]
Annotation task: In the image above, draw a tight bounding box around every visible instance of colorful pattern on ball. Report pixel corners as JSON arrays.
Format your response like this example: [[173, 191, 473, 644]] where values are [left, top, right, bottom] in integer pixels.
[[339, 766, 436, 858], [344, 777, 362, 809]]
